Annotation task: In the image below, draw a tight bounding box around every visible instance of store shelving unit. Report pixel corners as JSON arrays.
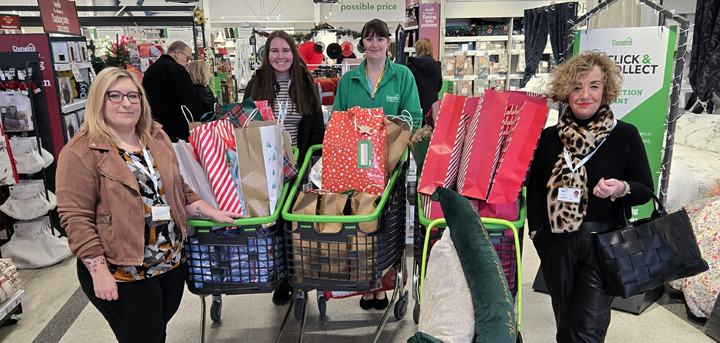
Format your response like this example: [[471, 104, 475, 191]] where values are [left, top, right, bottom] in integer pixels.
[[0, 289, 25, 327]]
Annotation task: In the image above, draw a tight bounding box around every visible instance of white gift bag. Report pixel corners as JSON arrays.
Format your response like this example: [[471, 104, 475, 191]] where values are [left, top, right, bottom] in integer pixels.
[[172, 140, 219, 209], [249, 120, 283, 214], [0, 216, 72, 269]]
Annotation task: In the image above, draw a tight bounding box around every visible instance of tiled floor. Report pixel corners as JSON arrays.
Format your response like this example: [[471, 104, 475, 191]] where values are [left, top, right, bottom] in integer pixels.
[[0, 237, 716, 343]]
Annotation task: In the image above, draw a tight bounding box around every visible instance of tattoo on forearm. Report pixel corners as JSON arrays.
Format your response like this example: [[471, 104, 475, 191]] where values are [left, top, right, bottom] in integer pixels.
[[195, 206, 204, 218], [82, 256, 106, 274]]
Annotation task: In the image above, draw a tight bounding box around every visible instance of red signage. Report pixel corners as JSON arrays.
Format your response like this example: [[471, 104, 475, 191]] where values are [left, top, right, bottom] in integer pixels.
[[0, 34, 67, 158], [0, 14, 20, 30], [419, 4, 441, 60], [37, 0, 81, 36]]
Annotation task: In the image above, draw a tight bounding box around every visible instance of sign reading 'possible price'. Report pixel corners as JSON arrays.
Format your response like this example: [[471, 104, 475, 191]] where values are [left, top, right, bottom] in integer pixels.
[[38, 0, 81, 35]]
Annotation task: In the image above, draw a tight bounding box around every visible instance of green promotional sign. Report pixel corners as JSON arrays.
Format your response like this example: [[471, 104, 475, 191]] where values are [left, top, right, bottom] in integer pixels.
[[574, 26, 677, 220]]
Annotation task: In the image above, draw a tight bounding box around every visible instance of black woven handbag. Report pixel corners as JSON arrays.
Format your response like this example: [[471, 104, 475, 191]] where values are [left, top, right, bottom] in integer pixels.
[[593, 191, 709, 299]]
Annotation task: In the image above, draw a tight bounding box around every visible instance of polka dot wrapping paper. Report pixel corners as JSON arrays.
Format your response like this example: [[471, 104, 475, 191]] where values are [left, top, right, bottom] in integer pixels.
[[322, 107, 388, 195]]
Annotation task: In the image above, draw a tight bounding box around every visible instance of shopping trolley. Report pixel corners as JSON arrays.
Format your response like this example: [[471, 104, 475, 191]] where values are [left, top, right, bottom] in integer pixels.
[[412, 192, 525, 326], [185, 148, 298, 343], [278, 144, 409, 343]]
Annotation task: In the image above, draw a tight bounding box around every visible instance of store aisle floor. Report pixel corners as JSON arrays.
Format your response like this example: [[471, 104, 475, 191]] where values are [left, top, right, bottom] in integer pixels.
[[0, 236, 716, 342]]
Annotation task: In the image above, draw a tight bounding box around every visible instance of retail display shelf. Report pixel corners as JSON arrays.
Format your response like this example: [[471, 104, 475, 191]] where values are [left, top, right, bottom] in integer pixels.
[[405, 25, 419, 30], [55, 62, 92, 72], [443, 75, 480, 81], [404, 47, 416, 53], [445, 35, 512, 43], [62, 99, 87, 114], [0, 290, 25, 317]]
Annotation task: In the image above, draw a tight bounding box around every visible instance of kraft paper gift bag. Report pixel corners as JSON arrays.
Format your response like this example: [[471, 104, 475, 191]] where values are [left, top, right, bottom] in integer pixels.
[[384, 116, 412, 172], [291, 192, 319, 281], [317, 192, 349, 279], [349, 191, 380, 281], [235, 120, 283, 217]]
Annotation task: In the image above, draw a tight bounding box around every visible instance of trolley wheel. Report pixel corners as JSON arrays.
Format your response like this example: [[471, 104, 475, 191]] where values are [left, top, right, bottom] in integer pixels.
[[394, 291, 408, 320], [413, 301, 420, 324], [317, 294, 327, 317], [210, 300, 222, 322], [294, 298, 304, 320], [516, 332, 523, 343]]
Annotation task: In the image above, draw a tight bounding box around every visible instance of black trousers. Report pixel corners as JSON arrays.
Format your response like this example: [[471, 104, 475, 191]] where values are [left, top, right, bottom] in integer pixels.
[[534, 222, 615, 343], [77, 259, 187, 343]]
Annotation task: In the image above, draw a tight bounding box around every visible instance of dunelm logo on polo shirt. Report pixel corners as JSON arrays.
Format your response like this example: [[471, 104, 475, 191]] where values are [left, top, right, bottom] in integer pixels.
[[386, 94, 400, 103], [612, 37, 633, 46]]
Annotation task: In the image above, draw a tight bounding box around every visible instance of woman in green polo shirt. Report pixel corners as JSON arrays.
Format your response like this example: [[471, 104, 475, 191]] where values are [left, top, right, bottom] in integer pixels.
[[332, 19, 422, 131], [332, 19, 421, 311]]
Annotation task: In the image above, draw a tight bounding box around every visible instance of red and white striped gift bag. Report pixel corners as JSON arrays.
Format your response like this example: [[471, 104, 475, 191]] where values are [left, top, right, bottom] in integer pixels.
[[189, 121, 243, 213], [416, 93, 470, 197], [456, 89, 510, 200]]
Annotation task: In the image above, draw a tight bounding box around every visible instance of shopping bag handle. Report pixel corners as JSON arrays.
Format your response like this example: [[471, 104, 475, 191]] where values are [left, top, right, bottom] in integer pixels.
[[386, 110, 414, 128], [181, 105, 194, 124]]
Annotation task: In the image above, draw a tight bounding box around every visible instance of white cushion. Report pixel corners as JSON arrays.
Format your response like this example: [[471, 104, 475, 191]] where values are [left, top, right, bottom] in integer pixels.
[[418, 227, 475, 343]]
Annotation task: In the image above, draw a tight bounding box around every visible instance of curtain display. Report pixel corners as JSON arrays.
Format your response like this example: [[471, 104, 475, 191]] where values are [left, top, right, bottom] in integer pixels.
[[690, 0, 720, 104], [521, 2, 578, 87]]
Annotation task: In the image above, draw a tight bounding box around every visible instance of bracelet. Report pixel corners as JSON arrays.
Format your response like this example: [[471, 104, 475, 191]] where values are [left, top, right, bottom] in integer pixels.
[[610, 181, 631, 202]]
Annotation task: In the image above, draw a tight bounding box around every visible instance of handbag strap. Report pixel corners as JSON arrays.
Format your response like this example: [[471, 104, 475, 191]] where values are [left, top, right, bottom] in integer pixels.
[[617, 184, 665, 229]]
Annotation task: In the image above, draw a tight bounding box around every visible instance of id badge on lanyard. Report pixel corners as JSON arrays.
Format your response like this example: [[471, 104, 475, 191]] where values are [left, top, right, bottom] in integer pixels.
[[559, 120, 616, 203], [129, 138, 171, 221]]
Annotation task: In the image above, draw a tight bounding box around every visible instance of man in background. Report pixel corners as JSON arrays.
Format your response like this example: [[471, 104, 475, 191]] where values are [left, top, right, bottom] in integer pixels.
[[142, 41, 200, 142]]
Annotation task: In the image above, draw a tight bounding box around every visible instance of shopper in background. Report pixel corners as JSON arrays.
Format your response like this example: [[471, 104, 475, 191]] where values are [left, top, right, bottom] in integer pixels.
[[243, 30, 325, 305], [142, 40, 200, 142], [333, 19, 422, 131], [244, 30, 325, 164], [56, 68, 242, 343], [527, 51, 654, 342], [188, 60, 218, 115], [333, 19, 421, 311], [406, 38, 442, 124]]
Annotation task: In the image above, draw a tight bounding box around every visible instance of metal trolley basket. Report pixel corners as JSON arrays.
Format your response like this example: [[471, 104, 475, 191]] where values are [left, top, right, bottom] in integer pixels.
[[185, 147, 298, 343], [278, 144, 409, 343], [412, 191, 526, 342]]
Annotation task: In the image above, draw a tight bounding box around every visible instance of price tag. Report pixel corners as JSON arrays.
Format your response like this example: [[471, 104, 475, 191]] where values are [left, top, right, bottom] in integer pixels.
[[71, 63, 84, 83], [358, 140, 372, 169]]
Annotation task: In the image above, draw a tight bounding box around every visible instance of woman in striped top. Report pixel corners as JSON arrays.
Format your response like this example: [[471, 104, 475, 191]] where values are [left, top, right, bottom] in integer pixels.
[[243, 30, 325, 306]]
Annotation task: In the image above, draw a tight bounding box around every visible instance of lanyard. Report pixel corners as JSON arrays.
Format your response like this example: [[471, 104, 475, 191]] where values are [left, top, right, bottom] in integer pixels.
[[365, 64, 385, 99], [125, 137, 160, 196], [563, 119, 616, 181], [276, 79, 291, 122]]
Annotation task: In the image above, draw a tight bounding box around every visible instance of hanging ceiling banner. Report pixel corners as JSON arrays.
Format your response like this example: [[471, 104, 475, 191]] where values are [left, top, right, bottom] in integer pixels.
[[37, 0, 81, 35], [325, 0, 404, 23], [575, 26, 677, 220]]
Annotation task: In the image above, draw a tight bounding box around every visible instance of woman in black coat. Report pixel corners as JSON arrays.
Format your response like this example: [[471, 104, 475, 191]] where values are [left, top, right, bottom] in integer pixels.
[[407, 38, 443, 124], [188, 60, 217, 115]]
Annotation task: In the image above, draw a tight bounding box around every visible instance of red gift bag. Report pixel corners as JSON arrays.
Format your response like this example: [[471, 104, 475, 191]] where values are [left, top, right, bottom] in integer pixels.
[[501, 89, 549, 107], [487, 101, 549, 204], [255, 100, 275, 121], [456, 89, 509, 200], [322, 107, 388, 195], [421, 194, 479, 220], [417, 94, 470, 196], [189, 121, 244, 213], [477, 200, 519, 221]]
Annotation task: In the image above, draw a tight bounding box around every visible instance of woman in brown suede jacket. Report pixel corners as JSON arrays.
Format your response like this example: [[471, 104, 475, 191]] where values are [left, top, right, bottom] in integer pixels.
[[56, 67, 242, 343]]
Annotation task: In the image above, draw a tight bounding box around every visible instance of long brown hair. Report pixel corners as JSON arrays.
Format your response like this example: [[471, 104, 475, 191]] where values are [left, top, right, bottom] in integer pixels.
[[245, 30, 320, 115]]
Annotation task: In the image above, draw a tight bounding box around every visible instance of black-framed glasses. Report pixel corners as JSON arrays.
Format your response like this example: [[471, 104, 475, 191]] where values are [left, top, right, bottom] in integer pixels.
[[106, 91, 142, 104], [177, 50, 192, 61]]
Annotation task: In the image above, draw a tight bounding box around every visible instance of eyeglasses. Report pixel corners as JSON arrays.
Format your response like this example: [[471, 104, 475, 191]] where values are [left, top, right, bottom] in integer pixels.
[[177, 50, 192, 61], [106, 91, 142, 104]]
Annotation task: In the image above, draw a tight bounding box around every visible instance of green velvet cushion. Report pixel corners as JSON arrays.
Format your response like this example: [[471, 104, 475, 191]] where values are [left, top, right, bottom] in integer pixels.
[[407, 332, 444, 343], [432, 187, 518, 343]]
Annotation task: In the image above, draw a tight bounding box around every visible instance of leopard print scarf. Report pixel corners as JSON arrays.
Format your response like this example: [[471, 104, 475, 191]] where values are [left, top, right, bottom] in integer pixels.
[[546, 105, 615, 233]]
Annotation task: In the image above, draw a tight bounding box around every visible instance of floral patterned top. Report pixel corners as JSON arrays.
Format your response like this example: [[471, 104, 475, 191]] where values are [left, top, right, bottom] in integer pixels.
[[107, 146, 184, 282]]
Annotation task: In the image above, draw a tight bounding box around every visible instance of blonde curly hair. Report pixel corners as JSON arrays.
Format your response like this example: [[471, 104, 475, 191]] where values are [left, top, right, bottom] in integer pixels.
[[548, 50, 623, 106]]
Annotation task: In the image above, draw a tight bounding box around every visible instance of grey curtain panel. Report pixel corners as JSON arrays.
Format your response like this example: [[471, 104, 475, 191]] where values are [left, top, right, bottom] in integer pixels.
[[689, 0, 720, 103], [522, 2, 578, 87]]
